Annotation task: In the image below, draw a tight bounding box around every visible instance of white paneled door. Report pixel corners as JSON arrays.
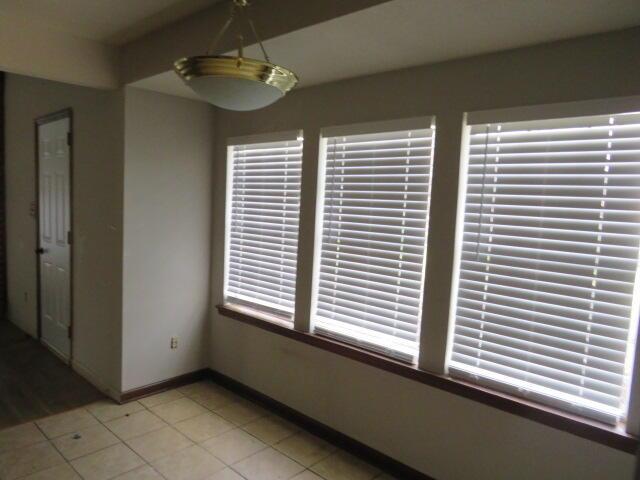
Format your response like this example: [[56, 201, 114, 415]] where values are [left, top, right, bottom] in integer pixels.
[[37, 114, 71, 360]]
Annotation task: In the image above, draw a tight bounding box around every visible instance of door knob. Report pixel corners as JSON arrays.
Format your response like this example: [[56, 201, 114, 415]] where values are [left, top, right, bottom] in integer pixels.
[[36, 247, 45, 254]]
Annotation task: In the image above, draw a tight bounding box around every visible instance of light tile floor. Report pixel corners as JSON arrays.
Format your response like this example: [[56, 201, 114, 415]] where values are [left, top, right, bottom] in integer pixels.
[[0, 380, 397, 480]]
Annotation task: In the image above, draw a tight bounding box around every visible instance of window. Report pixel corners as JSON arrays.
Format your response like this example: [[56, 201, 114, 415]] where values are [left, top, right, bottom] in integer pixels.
[[449, 110, 640, 424], [312, 118, 435, 362], [224, 131, 303, 323]]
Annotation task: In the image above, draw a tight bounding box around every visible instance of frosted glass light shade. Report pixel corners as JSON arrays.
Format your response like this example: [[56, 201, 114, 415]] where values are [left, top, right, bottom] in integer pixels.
[[187, 76, 283, 111], [174, 55, 298, 111]]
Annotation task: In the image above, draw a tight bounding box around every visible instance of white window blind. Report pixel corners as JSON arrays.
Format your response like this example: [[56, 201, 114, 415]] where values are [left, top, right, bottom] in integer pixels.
[[224, 132, 303, 323], [313, 119, 435, 362], [450, 111, 640, 424]]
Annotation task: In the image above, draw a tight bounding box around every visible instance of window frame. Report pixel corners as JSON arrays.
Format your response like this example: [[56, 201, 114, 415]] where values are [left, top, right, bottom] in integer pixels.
[[310, 117, 436, 363], [217, 101, 640, 449], [223, 130, 304, 325], [447, 96, 640, 435]]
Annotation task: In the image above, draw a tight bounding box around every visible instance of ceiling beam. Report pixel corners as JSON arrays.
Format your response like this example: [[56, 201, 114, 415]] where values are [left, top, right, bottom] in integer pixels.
[[0, 14, 119, 89], [120, 0, 392, 84]]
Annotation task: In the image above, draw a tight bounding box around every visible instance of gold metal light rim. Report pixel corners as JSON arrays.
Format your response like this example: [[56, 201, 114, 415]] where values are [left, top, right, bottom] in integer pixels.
[[174, 55, 298, 94]]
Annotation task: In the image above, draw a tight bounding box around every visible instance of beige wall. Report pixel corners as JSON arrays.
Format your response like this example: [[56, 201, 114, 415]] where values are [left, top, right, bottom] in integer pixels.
[[4, 79, 216, 395], [5, 74, 125, 395], [121, 87, 215, 391], [210, 28, 640, 480], [0, 15, 119, 89]]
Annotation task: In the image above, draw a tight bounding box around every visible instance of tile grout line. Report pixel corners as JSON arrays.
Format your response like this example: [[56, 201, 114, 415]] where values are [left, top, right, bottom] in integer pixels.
[[149, 387, 315, 480], [38, 403, 156, 480], [79, 401, 167, 480], [184, 384, 342, 473], [153, 384, 360, 480], [17, 398, 274, 479], [3, 382, 388, 480], [195, 382, 387, 480], [32, 409, 95, 479]]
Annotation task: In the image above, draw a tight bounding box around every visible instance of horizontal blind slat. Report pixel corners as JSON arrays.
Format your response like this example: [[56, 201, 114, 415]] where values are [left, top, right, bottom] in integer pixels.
[[450, 111, 640, 423], [225, 137, 303, 321], [314, 126, 434, 360]]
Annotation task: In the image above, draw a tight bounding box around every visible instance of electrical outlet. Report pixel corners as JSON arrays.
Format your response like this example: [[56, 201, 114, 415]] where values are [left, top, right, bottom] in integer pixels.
[[170, 337, 178, 349]]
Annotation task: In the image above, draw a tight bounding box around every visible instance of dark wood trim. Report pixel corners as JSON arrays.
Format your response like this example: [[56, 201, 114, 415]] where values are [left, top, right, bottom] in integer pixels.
[[120, 369, 209, 403], [207, 368, 436, 480], [35, 109, 73, 361], [217, 304, 639, 454]]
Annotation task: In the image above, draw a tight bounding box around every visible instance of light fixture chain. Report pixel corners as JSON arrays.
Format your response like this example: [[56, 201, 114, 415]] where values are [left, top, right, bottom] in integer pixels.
[[207, 4, 237, 54], [247, 17, 271, 63], [206, 1, 270, 63]]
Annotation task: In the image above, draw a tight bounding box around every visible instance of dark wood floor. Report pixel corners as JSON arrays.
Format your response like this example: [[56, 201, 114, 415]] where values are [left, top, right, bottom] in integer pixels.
[[0, 320, 104, 429]]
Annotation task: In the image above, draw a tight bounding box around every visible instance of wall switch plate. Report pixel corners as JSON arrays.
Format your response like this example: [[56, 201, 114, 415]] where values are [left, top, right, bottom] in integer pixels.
[[170, 337, 178, 349]]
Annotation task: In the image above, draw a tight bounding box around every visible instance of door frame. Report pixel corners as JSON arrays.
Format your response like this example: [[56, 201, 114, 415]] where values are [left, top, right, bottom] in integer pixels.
[[35, 108, 74, 363]]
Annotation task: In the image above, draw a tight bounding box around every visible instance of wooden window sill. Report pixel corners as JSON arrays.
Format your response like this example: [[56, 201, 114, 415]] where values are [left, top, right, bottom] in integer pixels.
[[216, 304, 638, 454]]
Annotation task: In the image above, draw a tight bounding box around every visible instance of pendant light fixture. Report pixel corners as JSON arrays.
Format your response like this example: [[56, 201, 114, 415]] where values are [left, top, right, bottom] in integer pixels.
[[174, 0, 298, 111]]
